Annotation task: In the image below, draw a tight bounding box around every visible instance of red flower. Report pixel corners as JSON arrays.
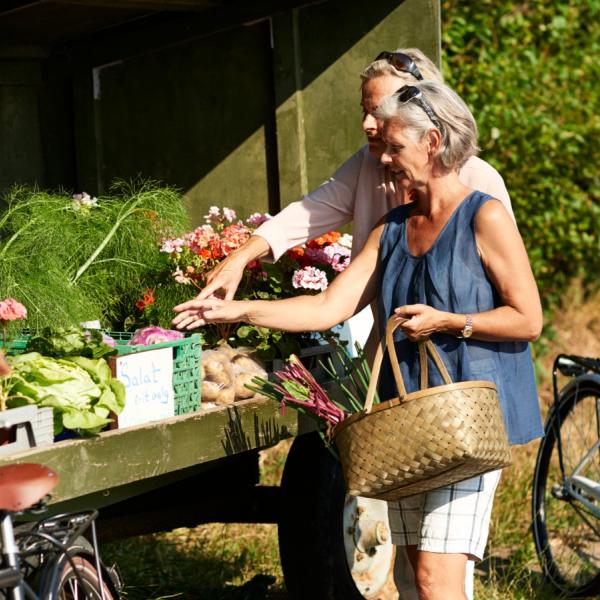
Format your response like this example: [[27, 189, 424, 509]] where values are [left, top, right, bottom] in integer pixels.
[[136, 289, 155, 311], [287, 246, 305, 261]]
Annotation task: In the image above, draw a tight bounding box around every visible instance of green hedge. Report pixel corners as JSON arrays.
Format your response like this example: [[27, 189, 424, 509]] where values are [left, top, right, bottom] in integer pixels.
[[442, 0, 600, 304]]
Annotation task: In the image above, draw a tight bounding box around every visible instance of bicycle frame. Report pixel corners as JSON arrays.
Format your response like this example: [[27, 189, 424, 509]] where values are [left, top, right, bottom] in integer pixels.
[[568, 439, 600, 518], [0, 512, 30, 600]]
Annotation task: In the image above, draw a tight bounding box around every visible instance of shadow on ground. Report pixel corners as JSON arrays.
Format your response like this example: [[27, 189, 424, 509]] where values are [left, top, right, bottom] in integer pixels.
[[101, 530, 287, 600]]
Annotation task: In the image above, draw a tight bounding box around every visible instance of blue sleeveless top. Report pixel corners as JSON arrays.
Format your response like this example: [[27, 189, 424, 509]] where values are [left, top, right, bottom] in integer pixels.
[[377, 190, 543, 445]]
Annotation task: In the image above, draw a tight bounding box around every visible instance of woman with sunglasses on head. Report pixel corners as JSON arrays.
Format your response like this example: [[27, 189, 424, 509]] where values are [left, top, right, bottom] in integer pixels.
[[189, 49, 516, 600], [195, 49, 514, 306], [174, 80, 544, 600]]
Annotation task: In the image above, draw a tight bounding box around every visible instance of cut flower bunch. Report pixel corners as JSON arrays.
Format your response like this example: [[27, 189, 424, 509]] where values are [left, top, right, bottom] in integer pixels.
[[144, 206, 352, 360], [248, 344, 380, 438]]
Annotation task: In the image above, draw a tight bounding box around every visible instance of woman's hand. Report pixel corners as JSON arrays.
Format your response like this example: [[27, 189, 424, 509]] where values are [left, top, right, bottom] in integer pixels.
[[172, 298, 247, 330], [196, 255, 247, 300], [393, 304, 447, 342], [196, 236, 271, 300]]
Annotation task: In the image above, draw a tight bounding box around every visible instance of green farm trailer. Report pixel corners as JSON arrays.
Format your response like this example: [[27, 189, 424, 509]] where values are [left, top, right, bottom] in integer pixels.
[[0, 0, 441, 596]]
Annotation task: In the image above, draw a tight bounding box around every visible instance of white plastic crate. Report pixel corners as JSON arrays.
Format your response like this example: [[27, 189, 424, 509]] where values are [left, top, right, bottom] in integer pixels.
[[0, 405, 54, 456]]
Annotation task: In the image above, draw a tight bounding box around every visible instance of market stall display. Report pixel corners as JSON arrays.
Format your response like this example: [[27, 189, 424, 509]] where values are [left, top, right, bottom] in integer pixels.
[[0, 184, 353, 458]]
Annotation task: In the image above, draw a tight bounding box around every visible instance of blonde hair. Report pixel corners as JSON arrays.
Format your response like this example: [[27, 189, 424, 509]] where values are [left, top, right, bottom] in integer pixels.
[[360, 48, 442, 84], [376, 80, 479, 171]]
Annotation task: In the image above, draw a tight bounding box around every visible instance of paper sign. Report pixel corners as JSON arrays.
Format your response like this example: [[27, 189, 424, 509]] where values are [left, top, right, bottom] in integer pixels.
[[114, 347, 174, 428]]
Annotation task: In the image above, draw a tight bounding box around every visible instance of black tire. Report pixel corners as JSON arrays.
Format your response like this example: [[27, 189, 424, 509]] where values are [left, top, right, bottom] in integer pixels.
[[532, 377, 600, 597], [278, 432, 365, 600], [36, 537, 120, 600]]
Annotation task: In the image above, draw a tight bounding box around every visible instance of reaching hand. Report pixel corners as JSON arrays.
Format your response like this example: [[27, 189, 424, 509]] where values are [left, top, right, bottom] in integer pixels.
[[393, 304, 446, 342], [172, 298, 247, 330], [196, 235, 271, 301], [196, 254, 246, 301]]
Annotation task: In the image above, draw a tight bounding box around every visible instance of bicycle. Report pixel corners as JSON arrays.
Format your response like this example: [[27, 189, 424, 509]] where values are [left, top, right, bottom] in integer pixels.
[[0, 462, 121, 599], [532, 353, 600, 598]]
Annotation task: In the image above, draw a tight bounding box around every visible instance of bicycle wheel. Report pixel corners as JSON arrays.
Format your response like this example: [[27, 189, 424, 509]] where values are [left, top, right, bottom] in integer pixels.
[[532, 377, 600, 597], [36, 538, 120, 600]]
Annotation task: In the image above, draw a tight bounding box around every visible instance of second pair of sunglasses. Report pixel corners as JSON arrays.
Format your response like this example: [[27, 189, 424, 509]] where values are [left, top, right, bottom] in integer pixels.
[[375, 51, 423, 81]]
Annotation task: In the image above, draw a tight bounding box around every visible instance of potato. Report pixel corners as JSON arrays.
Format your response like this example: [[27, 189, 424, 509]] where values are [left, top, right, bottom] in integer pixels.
[[234, 372, 259, 399], [231, 354, 266, 376], [203, 349, 230, 365], [203, 358, 233, 387], [214, 384, 235, 405], [201, 380, 224, 401], [213, 343, 238, 359]]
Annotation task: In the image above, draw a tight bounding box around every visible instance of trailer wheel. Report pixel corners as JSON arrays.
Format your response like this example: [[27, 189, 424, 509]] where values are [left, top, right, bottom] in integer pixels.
[[278, 432, 396, 600]]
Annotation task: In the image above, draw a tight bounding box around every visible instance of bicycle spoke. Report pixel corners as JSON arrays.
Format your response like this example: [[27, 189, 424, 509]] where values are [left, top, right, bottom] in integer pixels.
[[67, 576, 79, 600]]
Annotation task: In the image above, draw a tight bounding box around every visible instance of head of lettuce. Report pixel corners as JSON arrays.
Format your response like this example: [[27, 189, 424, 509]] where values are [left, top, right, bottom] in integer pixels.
[[2, 352, 125, 435]]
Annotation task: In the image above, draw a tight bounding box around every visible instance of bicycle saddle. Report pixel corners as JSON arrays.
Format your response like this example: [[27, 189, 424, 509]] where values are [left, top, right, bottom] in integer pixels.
[[0, 463, 58, 512]]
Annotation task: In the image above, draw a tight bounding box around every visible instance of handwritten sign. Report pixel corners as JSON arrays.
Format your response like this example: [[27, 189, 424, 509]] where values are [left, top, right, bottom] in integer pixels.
[[114, 347, 174, 428]]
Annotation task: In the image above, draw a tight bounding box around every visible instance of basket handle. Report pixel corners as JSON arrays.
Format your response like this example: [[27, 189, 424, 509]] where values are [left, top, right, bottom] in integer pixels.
[[363, 316, 453, 413]]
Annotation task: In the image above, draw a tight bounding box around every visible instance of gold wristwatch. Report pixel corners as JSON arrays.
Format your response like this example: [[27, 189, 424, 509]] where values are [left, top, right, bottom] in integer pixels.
[[460, 314, 473, 339]]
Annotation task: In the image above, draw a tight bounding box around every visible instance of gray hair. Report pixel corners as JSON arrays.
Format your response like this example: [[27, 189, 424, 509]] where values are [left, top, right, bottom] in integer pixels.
[[376, 80, 479, 171], [360, 48, 443, 84]]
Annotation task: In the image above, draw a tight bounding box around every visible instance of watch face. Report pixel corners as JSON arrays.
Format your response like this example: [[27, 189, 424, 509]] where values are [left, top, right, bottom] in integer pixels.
[[463, 326, 473, 338]]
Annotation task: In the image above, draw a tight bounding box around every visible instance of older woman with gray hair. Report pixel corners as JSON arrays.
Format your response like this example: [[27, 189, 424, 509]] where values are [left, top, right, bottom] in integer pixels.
[[173, 80, 544, 599]]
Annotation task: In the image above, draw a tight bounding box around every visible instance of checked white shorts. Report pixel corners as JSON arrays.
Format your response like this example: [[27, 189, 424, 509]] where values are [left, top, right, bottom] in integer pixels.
[[387, 469, 502, 561]]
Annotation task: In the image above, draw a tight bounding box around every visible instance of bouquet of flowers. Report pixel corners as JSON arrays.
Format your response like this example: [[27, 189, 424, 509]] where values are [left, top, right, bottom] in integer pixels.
[[139, 206, 352, 360], [247, 344, 380, 442], [158, 206, 351, 293]]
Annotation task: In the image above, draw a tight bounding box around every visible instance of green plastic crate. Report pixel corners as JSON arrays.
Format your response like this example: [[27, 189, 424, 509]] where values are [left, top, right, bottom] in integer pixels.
[[0, 332, 31, 356], [110, 332, 202, 416], [0, 336, 30, 355], [1, 331, 203, 416]]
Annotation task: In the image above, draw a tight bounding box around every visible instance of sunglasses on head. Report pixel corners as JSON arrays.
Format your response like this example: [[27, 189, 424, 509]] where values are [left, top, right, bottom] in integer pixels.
[[375, 51, 423, 81], [394, 85, 445, 135]]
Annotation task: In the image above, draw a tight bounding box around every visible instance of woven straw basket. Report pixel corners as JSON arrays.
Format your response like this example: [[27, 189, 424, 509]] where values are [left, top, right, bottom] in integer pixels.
[[333, 317, 512, 501]]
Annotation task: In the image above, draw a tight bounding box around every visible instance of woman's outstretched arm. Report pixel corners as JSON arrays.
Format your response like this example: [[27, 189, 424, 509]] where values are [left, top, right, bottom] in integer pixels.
[[173, 222, 384, 333]]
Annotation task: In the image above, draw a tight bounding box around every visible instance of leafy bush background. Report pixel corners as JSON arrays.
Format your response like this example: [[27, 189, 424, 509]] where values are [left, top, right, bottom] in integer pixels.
[[442, 0, 600, 305]]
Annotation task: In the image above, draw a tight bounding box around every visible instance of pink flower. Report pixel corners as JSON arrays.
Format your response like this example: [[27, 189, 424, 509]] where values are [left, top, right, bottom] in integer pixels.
[[246, 212, 272, 226], [292, 267, 328, 291], [187, 225, 216, 251], [173, 267, 192, 285], [323, 244, 351, 272], [160, 237, 186, 253], [219, 224, 252, 256], [0, 298, 27, 322], [205, 206, 221, 224], [222, 207, 237, 223]]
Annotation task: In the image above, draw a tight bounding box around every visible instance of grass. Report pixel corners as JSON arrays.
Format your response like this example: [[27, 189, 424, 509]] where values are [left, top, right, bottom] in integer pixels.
[[101, 285, 600, 599], [101, 442, 290, 600]]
